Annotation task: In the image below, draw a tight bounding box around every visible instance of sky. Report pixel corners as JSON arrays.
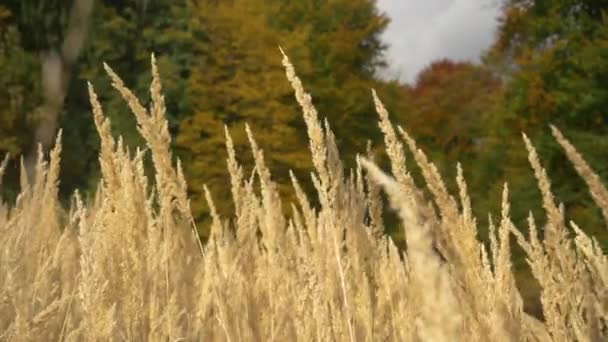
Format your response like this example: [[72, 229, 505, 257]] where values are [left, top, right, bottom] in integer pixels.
[[375, 0, 502, 84]]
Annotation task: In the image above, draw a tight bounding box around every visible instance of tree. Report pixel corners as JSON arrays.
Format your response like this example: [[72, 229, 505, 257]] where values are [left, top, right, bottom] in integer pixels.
[[408, 60, 503, 169], [0, 0, 196, 199], [394, 59, 504, 235], [267, 0, 390, 155], [483, 0, 608, 236], [59, 0, 197, 195], [0, 7, 39, 199], [176, 0, 393, 229], [1, 0, 94, 182], [176, 0, 316, 226], [0, 6, 37, 158]]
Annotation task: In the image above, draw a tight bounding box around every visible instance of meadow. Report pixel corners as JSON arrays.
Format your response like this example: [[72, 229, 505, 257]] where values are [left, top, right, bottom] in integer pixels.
[[0, 51, 606, 341]]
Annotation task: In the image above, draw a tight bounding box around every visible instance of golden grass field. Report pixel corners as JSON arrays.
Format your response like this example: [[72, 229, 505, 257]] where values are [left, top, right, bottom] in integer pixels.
[[0, 51, 606, 341]]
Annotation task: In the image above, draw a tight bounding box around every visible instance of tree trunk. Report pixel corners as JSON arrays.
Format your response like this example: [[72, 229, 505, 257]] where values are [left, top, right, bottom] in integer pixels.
[[24, 0, 94, 183]]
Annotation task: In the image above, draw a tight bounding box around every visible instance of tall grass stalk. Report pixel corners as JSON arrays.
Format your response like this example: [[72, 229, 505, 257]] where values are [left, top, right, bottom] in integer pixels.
[[0, 52, 606, 341]]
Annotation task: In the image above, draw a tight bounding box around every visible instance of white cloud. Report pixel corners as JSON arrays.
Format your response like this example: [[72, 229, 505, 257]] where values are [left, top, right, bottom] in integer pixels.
[[375, 0, 501, 84]]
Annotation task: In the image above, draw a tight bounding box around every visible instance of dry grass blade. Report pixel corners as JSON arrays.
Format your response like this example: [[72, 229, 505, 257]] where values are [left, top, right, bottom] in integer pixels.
[[280, 47, 331, 197], [0, 51, 606, 341], [361, 158, 462, 342], [551, 125, 608, 227], [522, 133, 563, 231]]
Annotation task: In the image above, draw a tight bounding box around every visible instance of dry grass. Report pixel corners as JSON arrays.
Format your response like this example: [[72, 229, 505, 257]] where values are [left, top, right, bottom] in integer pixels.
[[0, 51, 606, 341]]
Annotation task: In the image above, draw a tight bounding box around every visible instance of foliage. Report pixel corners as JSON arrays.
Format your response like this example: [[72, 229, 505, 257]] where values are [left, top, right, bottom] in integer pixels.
[[59, 0, 197, 196], [404, 60, 503, 192], [482, 0, 608, 238], [1, 0, 73, 52], [0, 26, 38, 157], [176, 0, 394, 226], [0, 11, 40, 199], [175, 0, 315, 225], [267, 0, 391, 154], [0, 0, 196, 198]]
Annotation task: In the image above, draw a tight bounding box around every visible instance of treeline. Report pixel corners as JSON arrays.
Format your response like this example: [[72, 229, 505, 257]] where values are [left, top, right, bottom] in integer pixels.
[[0, 0, 607, 248]]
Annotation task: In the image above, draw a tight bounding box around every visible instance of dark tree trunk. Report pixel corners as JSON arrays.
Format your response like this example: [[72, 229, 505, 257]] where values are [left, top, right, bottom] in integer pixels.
[[24, 0, 94, 182]]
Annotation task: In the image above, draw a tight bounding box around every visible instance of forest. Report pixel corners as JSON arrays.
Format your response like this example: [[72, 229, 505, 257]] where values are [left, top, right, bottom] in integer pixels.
[[0, 0, 607, 336]]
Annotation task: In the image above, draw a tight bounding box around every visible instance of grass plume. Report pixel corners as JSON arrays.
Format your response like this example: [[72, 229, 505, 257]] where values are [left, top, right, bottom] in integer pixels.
[[0, 51, 606, 341]]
